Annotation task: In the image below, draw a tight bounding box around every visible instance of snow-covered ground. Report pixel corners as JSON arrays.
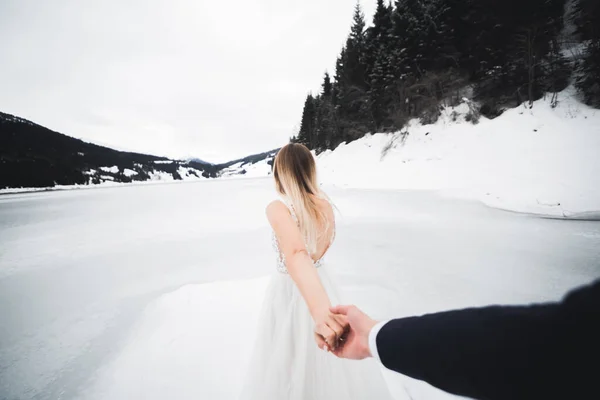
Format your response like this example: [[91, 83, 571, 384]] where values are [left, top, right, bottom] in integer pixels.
[[316, 88, 600, 218], [0, 171, 206, 195], [1, 179, 599, 399], [100, 166, 119, 174], [219, 158, 273, 178]]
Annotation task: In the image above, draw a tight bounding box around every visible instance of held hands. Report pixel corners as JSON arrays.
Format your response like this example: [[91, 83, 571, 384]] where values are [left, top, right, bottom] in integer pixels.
[[324, 305, 378, 360], [313, 311, 349, 352]]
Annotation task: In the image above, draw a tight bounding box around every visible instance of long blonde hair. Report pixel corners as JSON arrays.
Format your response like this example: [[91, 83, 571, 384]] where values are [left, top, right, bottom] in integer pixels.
[[273, 143, 328, 254]]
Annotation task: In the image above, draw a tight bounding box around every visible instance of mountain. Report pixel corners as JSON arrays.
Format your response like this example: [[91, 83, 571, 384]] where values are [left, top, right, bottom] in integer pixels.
[[0, 112, 275, 190], [187, 157, 214, 165], [216, 149, 279, 177]]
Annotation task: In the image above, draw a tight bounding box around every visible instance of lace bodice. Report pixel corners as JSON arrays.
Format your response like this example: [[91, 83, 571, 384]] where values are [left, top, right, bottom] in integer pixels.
[[272, 198, 335, 274]]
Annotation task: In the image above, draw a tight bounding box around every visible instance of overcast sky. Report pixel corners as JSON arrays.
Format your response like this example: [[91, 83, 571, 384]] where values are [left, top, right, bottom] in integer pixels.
[[0, 0, 376, 162]]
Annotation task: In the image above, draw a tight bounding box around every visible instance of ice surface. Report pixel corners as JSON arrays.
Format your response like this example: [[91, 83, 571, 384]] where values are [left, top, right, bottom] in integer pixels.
[[0, 179, 598, 399]]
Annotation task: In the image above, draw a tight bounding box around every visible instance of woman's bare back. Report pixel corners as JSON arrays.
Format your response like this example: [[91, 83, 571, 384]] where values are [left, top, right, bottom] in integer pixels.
[[310, 196, 336, 263]]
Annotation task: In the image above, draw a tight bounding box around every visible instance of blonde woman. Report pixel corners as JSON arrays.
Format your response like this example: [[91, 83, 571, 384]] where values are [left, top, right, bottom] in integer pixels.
[[239, 143, 395, 399]]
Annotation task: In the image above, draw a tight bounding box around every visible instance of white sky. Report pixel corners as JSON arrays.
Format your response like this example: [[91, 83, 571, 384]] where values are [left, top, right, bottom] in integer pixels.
[[0, 0, 376, 163]]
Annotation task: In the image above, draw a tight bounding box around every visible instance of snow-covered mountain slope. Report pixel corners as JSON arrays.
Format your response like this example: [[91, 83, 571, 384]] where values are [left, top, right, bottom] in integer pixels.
[[0, 110, 220, 189], [319, 88, 600, 217], [244, 87, 600, 217], [0, 110, 277, 191], [219, 158, 273, 178]]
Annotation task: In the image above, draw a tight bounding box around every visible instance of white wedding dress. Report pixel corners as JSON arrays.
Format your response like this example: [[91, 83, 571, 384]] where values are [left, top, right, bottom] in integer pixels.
[[239, 198, 394, 400]]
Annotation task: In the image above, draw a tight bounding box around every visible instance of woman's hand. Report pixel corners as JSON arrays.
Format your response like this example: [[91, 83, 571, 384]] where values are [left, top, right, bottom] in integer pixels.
[[314, 312, 349, 351], [328, 305, 377, 360]]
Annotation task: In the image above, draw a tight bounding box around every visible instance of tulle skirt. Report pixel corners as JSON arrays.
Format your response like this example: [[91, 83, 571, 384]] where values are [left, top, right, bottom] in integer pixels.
[[238, 265, 394, 400]]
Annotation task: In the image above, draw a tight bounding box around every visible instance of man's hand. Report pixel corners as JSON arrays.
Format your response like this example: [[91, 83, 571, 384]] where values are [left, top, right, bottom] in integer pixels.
[[328, 305, 378, 360]]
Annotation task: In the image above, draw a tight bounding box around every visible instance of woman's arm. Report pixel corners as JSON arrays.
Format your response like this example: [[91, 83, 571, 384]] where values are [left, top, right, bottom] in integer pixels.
[[266, 200, 346, 350]]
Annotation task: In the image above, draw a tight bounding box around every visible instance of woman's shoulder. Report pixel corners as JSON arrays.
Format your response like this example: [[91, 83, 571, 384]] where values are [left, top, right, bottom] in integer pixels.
[[266, 199, 291, 221], [315, 194, 331, 206], [316, 193, 334, 212]]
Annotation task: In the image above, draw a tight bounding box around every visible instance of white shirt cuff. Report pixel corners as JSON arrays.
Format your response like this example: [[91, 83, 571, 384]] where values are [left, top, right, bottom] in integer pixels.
[[368, 320, 390, 362]]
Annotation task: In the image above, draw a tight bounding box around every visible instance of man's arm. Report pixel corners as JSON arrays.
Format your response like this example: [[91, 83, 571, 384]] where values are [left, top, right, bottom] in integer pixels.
[[375, 280, 600, 400]]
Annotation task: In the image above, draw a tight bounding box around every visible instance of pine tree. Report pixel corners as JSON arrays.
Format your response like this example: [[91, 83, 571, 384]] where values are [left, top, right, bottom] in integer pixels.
[[315, 97, 337, 152], [344, 2, 368, 89], [322, 72, 333, 97], [312, 72, 337, 151], [295, 0, 586, 153], [573, 0, 600, 106], [392, 0, 424, 78], [467, 0, 569, 110], [332, 47, 346, 107], [350, 1, 366, 45], [297, 94, 317, 147], [578, 42, 600, 107], [366, 0, 395, 129], [335, 1, 372, 141]]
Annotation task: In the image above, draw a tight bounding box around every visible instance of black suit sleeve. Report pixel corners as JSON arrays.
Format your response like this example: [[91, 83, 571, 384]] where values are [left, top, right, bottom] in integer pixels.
[[376, 280, 600, 400]]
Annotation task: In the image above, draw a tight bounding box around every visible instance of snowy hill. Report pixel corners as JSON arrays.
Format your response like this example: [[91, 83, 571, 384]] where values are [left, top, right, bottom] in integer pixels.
[[0, 111, 220, 189], [0, 112, 275, 190], [246, 88, 600, 217], [218, 149, 278, 178]]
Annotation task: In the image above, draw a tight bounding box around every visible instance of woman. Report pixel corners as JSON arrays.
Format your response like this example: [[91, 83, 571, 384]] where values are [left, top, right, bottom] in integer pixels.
[[239, 143, 394, 399]]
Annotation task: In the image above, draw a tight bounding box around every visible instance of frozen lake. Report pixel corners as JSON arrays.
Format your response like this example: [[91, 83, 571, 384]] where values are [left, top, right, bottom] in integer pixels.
[[1, 178, 599, 399]]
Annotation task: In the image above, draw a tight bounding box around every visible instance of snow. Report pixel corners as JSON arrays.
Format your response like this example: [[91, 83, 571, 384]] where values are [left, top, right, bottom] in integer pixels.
[[100, 166, 119, 174], [177, 166, 203, 181], [226, 88, 599, 218], [0, 187, 47, 194], [148, 170, 175, 182], [220, 159, 273, 178], [242, 159, 273, 177], [1, 180, 598, 399], [316, 88, 600, 217], [219, 161, 244, 177], [88, 278, 271, 400], [153, 160, 173, 164], [87, 276, 455, 400], [0, 178, 188, 195], [0, 167, 206, 195], [123, 168, 137, 177]]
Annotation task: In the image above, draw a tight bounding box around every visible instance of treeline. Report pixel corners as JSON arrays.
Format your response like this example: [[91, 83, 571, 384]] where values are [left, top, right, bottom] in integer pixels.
[[293, 0, 600, 152], [573, 0, 600, 107]]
